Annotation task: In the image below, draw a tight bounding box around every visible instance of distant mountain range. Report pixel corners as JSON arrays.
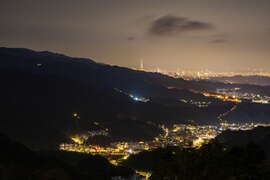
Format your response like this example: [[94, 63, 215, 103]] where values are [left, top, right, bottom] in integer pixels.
[[210, 75, 270, 86], [1, 47, 270, 149]]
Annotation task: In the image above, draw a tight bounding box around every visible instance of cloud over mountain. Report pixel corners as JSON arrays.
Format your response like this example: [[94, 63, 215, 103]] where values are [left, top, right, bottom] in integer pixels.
[[149, 15, 214, 36]]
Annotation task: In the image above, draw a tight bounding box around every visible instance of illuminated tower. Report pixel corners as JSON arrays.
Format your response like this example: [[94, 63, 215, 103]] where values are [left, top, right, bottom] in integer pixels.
[[140, 59, 144, 71], [176, 67, 180, 75]]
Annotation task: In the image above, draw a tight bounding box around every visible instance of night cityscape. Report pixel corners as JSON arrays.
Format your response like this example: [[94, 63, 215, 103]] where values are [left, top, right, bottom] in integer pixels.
[[1, 0, 270, 180]]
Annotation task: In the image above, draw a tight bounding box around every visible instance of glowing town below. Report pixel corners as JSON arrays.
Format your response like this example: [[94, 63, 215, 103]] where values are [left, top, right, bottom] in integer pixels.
[[59, 122, 270, 166], [59, 87, 270, 166]]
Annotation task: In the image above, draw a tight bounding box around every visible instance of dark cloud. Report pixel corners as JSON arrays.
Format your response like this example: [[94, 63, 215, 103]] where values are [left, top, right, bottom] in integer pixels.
[[127, 36, 135, 41], [149, 15, 214, 36]]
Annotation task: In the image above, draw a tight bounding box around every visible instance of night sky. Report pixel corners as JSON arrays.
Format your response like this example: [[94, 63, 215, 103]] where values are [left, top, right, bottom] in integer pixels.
[[1, 0, 270, 72]]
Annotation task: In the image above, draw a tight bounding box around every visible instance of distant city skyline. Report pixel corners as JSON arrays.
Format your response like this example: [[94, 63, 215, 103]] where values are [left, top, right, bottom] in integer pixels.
[[134, 60, 270, 74], [1, 0, 270, 72]]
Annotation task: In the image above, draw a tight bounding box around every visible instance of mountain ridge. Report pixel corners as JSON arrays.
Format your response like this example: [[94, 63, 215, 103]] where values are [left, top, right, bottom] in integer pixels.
[[0, 47, 269, 149]]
